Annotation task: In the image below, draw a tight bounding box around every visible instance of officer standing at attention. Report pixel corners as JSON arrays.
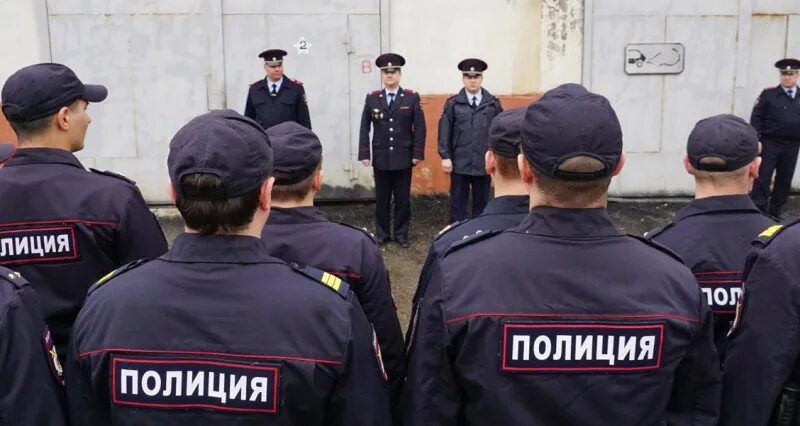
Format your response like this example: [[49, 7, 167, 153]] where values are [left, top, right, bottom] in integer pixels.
[[244, 49, 312, 130], [65, 110, 391, 425], [406, 107, 529, 351], [645, 114, 774, 360], [0, 149, 65, 425], [723, 218, 800, 425], [0, 63, 168, 361], [260, 121, 404, 401], [438, 58, 503, 222], [750, 58, 800, 218], [359, 53, 426, 248], [401, 84, 721, 425]]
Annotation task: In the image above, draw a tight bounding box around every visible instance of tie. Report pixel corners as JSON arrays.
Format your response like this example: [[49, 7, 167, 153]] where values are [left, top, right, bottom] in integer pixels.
[[388, 92, 395, 106], [471, 96, 478, 108], [789, 89, 795, 99], [270, 84, 277, 96]]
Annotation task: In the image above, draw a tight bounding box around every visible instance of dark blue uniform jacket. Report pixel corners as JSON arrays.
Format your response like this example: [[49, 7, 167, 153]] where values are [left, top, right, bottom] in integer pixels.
[[261, 207, 404, 399], [65, 234, 391, 426], [359, 87, 426, 171], [647, 195, 775, 359], [402, 207, 721, 426], [0, 148, 167, 359], [245, 76, 312, 130]]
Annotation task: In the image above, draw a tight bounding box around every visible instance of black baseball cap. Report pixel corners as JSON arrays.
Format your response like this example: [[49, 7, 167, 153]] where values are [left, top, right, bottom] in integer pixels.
[[521, 83, 623, 180], [0, 144, 15, 163], [687, 114, 758, 172], [376, 53, 405, 71], [1, 63, 107, 123], [266, 122, 322, 185], [489, 107, 525, 158], [458, 58, 488, 76], [168, 110, 273, 200]]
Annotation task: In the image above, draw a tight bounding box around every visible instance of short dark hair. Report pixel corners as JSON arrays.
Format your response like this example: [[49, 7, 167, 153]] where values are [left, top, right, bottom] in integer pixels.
[[271, 166, 320, 202], [7, 100, 81, 141], [492, 151, 521, 179], [175, 173, 261, 235], [532, 156, 612, 205]]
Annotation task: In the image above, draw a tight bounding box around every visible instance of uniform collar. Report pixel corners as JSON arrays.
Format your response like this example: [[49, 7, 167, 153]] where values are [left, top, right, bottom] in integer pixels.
[[161, 233, 281, 264], [268, 206, 327, 224], [4, 147, 85, 169], [674, 194, 761, 221], [384, 86, 400, 96], [464, 88, 483, 105], [514, 207, 621, 238], [481, 195, 530, 216], [266, 77, 284, 91]]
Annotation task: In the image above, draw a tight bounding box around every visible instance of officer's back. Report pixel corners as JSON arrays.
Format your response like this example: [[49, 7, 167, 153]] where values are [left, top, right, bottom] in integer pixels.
[[646, 114, 775, 359], [401, 84, 721, 425], [260, 122, 403, 400], [0, 261, 66, 426], [0, 63, 167, 359], [65, 111, 391, 425]]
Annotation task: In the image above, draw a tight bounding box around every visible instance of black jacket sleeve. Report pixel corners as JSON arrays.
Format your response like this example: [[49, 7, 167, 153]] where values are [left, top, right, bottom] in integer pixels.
[[359, 95, 372, 162], [750, 89, 768, 136], [412, 93, 427, 161], [296, 85, 312, 130], [326, 295, 393, 426], [437, 100, 454, 160], [244, 89, 256, 120], [117, 190, 168, 264]]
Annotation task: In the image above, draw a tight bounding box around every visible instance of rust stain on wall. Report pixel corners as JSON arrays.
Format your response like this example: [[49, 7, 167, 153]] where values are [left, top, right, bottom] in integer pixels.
[[412, 93, 542, 195]]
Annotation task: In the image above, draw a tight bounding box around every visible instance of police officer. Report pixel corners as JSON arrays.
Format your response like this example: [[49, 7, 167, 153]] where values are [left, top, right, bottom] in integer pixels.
[[438, 58, 503, 222], [244, 49, 312, 130], [407, 107, 528, 350], [401, 84, 721, 425], [0, 264, 66, 426], [0, 63, 168, 360], [359, 53, 426, 248], [646, 114, 775, 360], [65, 110, 391, 425], [260, 121, 404, 401], [750, 58, 800, 218], [723, 218, 800, 425]]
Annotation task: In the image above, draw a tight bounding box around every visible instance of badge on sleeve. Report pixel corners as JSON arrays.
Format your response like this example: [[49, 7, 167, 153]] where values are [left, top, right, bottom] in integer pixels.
[[728, 280, 747, 337], [42, 328, 64, 386], [371, 326, 388, 382]]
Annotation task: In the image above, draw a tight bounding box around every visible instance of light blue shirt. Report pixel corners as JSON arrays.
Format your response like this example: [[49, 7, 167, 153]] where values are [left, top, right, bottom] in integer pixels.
[[267, 77, 284, 93], [384, 87, 399, 105], [465, 90, 482, 106], [782, 85, 797, 99]]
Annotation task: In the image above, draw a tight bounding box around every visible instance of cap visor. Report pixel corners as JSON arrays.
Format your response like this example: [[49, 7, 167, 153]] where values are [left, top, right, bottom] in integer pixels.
[[82, 84, 108, 103], [0, 144, 16, 163]]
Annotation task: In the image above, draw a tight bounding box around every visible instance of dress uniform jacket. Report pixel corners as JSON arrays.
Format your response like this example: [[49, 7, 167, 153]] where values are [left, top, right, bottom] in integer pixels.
[[359, 87, 426, 171], [646, 195, 775, 359], [0, 266, 66, 426], [751, 86, 800, 144], [65, 234, 392, 426], [244, 76, 311, 130], [402, 208, 721, 426], [721, 219, 800, 425], [0, 148, 168, 359], [406, 195, 529, 350], [261, 207, 404, 399], [437, 89, 503, 176]]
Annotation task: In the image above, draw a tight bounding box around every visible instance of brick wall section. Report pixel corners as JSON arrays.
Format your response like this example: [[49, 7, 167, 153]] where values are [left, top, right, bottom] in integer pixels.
[[411, 93, 541, 195]]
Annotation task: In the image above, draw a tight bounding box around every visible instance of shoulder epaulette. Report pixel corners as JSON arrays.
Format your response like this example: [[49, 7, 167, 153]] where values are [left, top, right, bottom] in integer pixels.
[[643, 222, 674, 240], [0, 266, 29, 289], [627, 234, 685, 264], [434, 219, 468, 240], [753, 217, 800, 248], [403, 88, 416, 94], [443, 229, 503, 257], [90, 168, 136, 185], [290, 78, 303, 86], [369, 89, 382, 96], [335, 221, 376, 243], [88, 258, 149, 295], [291, 263, 350, 299]]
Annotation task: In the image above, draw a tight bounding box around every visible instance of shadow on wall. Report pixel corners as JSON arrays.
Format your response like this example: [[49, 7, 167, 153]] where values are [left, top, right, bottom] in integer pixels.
[[412, 94, 542, 195]]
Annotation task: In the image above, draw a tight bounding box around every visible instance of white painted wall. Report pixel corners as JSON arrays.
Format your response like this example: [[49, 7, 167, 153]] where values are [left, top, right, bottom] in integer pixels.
[[584, 0, 800, 196]]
